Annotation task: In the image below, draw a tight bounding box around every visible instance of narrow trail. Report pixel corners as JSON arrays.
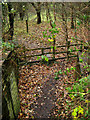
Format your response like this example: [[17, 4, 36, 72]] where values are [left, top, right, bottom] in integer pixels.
[[32, 76, 57, 118], [18, 61, 66, 119]]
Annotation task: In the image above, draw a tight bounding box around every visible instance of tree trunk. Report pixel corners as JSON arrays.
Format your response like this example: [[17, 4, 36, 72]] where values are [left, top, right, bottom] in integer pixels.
[[26, 13, 28, 33], [61, 3, 65, 22], [7, 3, 14, 40], [45, 3, 49, 21], [53, 3, 56, 21], [74, 54, 81, 80], [61, 3, 69, 60], [20, 12, 24, 20], [46, 3, 52, 23], [2, 94, 10, 120], [71, 7, 74, 29], [31, 2, 41, 24], [37, 11, 41, 24]]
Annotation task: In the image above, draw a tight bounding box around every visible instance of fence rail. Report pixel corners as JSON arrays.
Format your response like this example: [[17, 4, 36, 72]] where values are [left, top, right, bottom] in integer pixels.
[[19, 55, 77, 65], [17, 43, 82, 52], [15, 41, 83, 65]]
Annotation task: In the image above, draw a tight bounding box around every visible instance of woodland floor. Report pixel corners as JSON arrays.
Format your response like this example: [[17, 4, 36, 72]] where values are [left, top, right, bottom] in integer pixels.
[[18, 59, 76, 119], [10, 20, 88, 119], [13, 20, 86, 49]]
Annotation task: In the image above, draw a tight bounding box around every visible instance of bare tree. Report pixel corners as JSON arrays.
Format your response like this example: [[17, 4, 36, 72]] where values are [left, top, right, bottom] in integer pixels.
[[31, 2, 41, 24], [70, 4, 74, 29], [53, 3, 56, 21]]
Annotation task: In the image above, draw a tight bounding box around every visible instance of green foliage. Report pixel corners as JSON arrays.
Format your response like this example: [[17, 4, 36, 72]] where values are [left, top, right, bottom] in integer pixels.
[[58, 69, 63, 74], [77, 20, 81, 26], [8, 8, 16, 14], [72, 106, 84, 119], [42, 22, 59, 42], [38, 21, 60, 63], [71, 37, 74, 40], [66, 75, 90, 118], [42, 55, 49, 62], [54, 55, 89, 118], [2, 41, 15, 51], [83, 15, 88, 20], [37, 56, 40, 60], [79, 58, 83, 62], [66, 76, 89, 93], [37, 55, 48, 62], [54, 66, 76, 80]]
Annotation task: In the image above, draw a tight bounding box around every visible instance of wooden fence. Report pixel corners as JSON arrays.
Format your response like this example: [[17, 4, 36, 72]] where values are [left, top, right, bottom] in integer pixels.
[[16, 40, 83, 65]]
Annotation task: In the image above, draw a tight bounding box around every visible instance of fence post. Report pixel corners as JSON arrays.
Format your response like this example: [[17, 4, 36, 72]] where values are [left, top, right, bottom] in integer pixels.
[[67, 41, 70, 60], [41, 48, 44, 55], [74, 53, 81, 80], [80, 40, 83, 52], [53, 38, 55, 59], [41, 48, 44, 62]]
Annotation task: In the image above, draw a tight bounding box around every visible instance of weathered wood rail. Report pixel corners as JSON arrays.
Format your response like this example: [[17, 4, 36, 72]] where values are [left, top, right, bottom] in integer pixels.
[[16, 41, 83, 65]]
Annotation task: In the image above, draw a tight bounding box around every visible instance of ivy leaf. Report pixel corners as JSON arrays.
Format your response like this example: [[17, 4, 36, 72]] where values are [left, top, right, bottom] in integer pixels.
[[66, 87, 71, 92], [79, 58, 83, 62], [41, 55, 44, 59], [50, 46, 53, 49], [67, 68, 70, 72], [54, 46, 56, 50], [71, 37, 74, 40], [45, 56, 48, 61], [48, 35, 51, 38], [74, 67, 76, 70], [77, 20, 81, 25], [54, 76, 59, 80], [64, 70, 67, 75], [70, 66, 74, 70], [55, 72, 59, 76], [58, 70, 62, 74], [72, 111, 77, 117], [85, 110, 88, 117], [48, 38, 54, 42], [58, 28, 61, 31], [43, 34, 46, 38], [74, 107, 78, 112], [83, 15, 87, 20], [37, 56, 40, 60]]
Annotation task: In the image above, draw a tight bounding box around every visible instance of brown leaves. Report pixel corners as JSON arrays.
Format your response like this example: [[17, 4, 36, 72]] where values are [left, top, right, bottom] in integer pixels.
[[18, 58, 77, 119]]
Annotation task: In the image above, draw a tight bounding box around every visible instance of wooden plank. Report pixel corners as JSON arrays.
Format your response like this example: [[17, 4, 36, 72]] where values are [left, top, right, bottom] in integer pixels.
[[19, 55, 77, 66], [55, 51, 67, 54], [69, 38, 83, 42], [20, 54, 43, 58], [20, 51, 67, 58], [70, 43, 83, 46], [5, 43, 83, 52], [19, 49, 82, 58], [55, 45, 66, 48], [16, 43, 83, 53], [17, 47, 51, 52]]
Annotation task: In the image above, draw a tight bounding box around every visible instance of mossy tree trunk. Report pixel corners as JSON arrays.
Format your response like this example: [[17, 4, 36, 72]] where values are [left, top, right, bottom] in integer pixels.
[[7, 3, 14, 40]]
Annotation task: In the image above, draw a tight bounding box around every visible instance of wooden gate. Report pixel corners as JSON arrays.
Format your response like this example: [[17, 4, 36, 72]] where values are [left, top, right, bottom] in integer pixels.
[[16, 39, 83, 65]]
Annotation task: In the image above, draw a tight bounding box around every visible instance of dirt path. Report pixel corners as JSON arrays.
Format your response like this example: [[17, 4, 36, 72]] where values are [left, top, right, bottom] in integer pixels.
[[18, 60, 73, 119], [32, 76, 57, 118], [16, 21, 79, 119]]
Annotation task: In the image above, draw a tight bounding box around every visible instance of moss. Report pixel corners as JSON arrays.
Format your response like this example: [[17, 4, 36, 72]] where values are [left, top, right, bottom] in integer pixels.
[[2, 51, 20, 119], [10, 71, 20, 118]]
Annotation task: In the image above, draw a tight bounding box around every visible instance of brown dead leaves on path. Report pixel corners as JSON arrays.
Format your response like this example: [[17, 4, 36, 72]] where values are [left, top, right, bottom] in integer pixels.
[[18, 58, 76, 119]]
